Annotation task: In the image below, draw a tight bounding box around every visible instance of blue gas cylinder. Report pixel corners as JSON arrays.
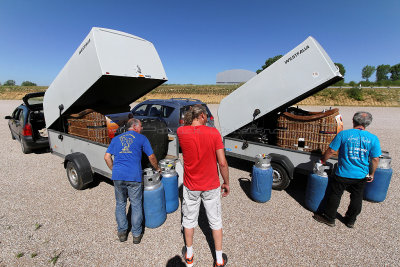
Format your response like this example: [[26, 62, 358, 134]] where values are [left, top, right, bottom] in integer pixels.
[[305, 162, 329, 212], [159, 159, 179, 214], [364, 154, 393, 202], [143, 168, 166, 228], [251, 154, 273, 203]]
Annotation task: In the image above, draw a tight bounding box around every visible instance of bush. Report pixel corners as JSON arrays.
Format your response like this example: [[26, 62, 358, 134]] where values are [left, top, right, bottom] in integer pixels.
[[4, 80, 16, 86], [21, 81, 37, 86], [359, 81, 372, 87], [348, 81, 357, 87], [347, 87, 364, 101]]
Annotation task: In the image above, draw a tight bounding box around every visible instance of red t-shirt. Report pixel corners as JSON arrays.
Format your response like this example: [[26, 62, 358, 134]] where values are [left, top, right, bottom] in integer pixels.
[[177, 125, 224, 191]]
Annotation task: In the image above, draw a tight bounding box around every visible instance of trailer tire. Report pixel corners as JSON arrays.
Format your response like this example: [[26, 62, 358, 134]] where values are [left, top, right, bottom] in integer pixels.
[[65, 153, 93, 190], [140, 119, 168, 167], [271, 162, 290, 190]]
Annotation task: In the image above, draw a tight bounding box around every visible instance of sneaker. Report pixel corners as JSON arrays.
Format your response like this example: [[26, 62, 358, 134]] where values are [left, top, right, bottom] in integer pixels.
[[344, 217, 355, 228], [214, 253, 228, 267], [313, 213, 335, 227], [132, 234, 143, 244], [117, 230, 128, 242], [182, 246, 194, 267]]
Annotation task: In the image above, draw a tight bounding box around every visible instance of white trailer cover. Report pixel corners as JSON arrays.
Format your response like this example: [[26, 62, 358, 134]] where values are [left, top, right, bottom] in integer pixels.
[[44, 27, 167, 128], [218, 36, 342, 137]]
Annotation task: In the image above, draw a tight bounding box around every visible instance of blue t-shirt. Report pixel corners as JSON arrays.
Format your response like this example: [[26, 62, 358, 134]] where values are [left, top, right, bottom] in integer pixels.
[[330, 128, 381, 179], [106, 131, 153, 182]]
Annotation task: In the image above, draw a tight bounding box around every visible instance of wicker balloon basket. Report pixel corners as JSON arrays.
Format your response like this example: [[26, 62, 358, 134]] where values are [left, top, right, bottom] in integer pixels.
[[276, 108, 343, 154], [67, 109, 110, 145]]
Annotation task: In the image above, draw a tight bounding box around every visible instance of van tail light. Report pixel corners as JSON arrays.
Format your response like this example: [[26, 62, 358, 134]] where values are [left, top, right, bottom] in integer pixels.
[[179, 119, 184, 125], [22, 123, 33, 136], [210, 115, 214, 121]]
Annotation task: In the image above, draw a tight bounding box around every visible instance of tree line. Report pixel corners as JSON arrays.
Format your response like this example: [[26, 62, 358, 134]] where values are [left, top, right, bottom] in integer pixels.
[[0, 80, 37, 86], [257, 56, 400, 85]]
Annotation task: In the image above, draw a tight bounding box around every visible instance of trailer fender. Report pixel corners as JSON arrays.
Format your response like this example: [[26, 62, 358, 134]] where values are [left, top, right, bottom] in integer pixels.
[[64, 152, 93, 190], [268, 153, 294, 190], [269, 153, 294, 178]]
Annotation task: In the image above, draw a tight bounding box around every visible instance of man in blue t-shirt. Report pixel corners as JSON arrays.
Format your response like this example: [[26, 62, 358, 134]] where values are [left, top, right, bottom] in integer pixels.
[[313, 111, 381, 228], [104, 118, 160, 244]]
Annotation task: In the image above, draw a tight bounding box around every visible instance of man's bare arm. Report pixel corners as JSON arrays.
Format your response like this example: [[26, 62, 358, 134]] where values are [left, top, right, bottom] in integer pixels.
[[368, 157, 380, 181], [148, 154, 161, 172], [216, 149, 230, 197], [104, 153, 113, 170], [321, 147, 337, 164]]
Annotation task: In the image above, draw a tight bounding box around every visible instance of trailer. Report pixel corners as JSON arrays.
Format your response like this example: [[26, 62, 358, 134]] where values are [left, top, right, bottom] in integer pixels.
[[218, 36, 343, 190], [43, 27, 178, 189]]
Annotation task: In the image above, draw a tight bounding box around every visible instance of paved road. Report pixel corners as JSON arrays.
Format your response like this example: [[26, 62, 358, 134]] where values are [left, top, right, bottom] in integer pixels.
[[1, 100, 399, 266]]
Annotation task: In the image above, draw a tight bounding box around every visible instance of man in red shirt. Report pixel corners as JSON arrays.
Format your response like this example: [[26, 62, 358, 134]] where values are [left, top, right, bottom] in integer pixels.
[[177, 104, 230, 267]]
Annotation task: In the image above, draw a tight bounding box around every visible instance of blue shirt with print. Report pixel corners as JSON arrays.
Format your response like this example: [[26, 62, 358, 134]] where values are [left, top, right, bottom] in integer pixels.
[[106, 131, 153, 182], [330, 128, 381, 179]]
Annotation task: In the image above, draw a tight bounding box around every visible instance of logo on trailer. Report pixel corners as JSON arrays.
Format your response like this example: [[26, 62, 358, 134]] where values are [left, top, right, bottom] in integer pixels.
[[284, 45, 310, 64], [79, 39, 91, 55]]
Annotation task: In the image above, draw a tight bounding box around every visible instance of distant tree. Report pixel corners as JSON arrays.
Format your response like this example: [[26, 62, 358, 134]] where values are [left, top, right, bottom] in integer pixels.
[[390, 64, 400, 81], [256, 55, 283, 74], [21, 81, 37, 86], [361, 65, 376, 82], [376, 64, 391, 81], [4, 80, 16, 86], [335, 63, 346, 77], [348, 81, 357, 87]]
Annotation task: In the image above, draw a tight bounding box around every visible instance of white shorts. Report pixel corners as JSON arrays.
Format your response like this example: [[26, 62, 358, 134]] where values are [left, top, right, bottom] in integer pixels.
[[182, 186, 222, 230]]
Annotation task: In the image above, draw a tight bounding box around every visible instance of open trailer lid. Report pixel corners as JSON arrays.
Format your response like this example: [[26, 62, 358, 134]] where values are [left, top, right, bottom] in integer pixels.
[[43, 27, 167, 129], [217, 36, 343, 137]]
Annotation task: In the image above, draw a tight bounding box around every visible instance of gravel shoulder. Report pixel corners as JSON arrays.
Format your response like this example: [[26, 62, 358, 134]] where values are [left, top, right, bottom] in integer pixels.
[[1, 100, 399, 266]]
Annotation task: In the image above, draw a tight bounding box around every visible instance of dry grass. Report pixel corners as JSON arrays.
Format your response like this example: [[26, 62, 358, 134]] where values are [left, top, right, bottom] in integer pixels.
[[1, 85, 399, 106]]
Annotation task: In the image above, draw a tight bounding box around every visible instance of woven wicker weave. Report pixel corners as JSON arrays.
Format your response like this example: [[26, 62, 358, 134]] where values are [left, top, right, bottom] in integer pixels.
[[67, 109, 110, 145], [276, 108, 341, 154]]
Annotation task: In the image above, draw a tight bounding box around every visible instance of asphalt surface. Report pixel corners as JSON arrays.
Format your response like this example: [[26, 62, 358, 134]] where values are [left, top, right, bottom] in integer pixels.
[[1, 100, 399, 266]]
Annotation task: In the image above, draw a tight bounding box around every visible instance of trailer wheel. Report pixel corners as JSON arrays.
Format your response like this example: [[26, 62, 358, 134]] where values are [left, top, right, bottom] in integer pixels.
[[271, 162, 290, 190], [66, 161, 87, 190]]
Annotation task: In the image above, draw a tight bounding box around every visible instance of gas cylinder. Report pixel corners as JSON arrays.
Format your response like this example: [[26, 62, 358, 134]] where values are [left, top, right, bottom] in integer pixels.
[[364, 153, 393, 202], [250, 154, 273, 203], [159, 159, 179, 214], [143, 168, 166, 228], [305, 162, 329, 212]]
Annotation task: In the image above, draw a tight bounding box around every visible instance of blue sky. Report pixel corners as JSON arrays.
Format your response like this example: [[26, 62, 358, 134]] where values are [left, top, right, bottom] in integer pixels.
[[0, 0, 399, 86]]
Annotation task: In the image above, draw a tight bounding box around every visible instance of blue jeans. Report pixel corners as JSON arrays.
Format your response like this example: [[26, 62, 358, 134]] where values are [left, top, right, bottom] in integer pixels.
[[113, 180, 143, 236]]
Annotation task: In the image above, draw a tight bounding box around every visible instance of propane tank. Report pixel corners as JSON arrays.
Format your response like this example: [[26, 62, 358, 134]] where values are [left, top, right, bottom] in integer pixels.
[[364, 153, 393, 202], [143, 168, 166, 228], [305, 162, 330, 212], [159, 159, 179, 214], [250, 154, 273, 203]]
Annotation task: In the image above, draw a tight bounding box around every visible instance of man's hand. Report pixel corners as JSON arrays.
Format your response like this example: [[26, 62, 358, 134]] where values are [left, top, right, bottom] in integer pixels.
[[221, 183, 230, 197], [366, 175, 374, 183]]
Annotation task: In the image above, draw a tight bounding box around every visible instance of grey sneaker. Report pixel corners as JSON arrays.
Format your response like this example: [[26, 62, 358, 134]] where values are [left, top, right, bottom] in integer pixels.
[[117, 230, 128, 242], [132, 234, 143, 244], [313, 213, 335, 227]]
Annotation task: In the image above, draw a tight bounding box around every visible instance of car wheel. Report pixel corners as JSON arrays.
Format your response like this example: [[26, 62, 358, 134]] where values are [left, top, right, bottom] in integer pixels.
[[66, 161, 88, 190], [10, 127, 15, 140], [271, 162, 290, 190], [20, 138, 31, 154]]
